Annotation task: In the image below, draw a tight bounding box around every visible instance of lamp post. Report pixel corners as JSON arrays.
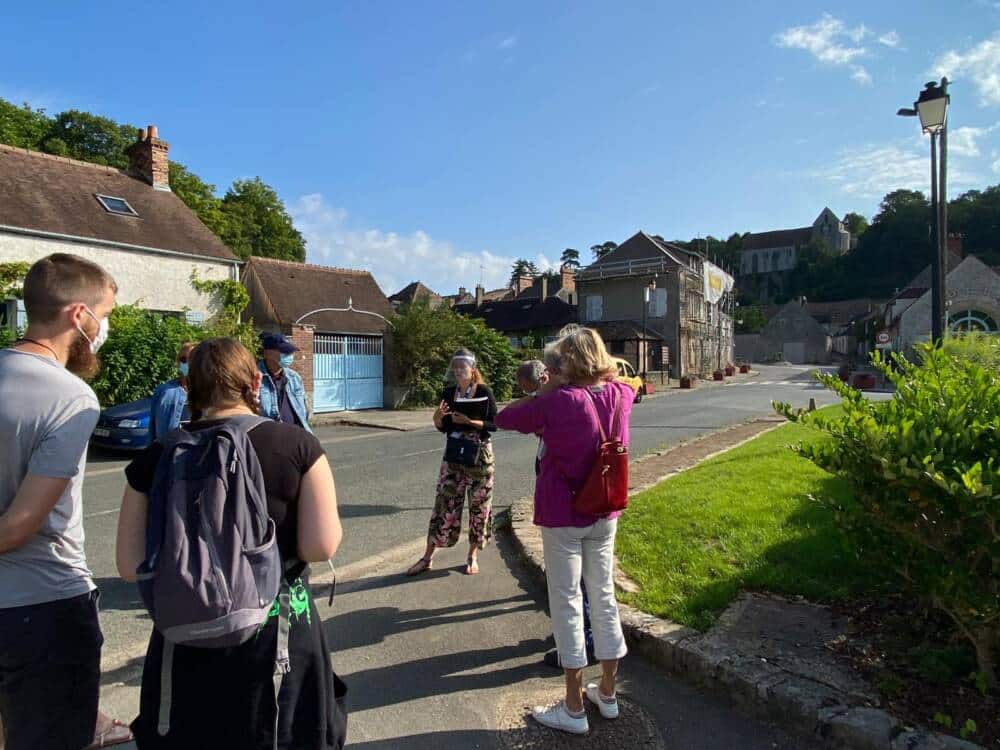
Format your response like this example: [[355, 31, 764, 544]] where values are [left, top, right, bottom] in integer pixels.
[[641, 276, 656, 382], [898, 78, 950, 343]]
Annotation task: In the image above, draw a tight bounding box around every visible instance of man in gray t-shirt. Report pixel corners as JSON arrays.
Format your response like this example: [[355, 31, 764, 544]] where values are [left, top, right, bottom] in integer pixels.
[[0, 253, 126, 750]]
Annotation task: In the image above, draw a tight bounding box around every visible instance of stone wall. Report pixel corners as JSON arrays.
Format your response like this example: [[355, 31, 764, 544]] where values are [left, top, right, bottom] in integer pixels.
[[0, 232, 238, 318]]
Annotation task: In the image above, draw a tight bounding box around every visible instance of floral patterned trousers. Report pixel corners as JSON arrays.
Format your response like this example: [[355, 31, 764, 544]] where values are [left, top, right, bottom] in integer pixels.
[[428, 442, 495, 550]]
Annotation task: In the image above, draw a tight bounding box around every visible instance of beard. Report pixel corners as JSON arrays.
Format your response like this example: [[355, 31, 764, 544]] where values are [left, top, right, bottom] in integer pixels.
[[66, 335, 100, 380]]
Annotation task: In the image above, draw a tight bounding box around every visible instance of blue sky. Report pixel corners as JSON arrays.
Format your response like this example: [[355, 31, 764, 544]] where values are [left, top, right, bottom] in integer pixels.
[[2, 1, 998, 295]]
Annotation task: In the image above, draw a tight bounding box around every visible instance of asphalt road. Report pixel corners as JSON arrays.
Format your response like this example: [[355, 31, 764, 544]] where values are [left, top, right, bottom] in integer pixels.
[[82, 363, 845, 669]]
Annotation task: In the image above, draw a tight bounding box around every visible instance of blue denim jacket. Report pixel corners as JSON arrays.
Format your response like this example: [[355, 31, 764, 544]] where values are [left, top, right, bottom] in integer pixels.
[[150, 379, 189, 442], [258, 362, 311, 433]]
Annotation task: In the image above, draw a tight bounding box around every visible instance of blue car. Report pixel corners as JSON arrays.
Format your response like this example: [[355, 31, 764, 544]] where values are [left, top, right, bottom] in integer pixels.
[[91, 398, 152, 451]]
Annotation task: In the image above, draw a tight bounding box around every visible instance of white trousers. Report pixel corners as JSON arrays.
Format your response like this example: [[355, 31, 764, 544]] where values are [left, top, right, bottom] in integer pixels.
[[540, 518, 628, 669]]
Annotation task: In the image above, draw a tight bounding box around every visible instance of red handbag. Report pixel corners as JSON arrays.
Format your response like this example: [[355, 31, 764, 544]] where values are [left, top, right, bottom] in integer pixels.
[[570, 389, 629, 516]]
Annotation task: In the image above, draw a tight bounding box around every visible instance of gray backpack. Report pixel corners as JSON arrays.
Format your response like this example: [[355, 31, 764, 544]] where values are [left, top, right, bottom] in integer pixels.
[[137, 414, 292, 746]]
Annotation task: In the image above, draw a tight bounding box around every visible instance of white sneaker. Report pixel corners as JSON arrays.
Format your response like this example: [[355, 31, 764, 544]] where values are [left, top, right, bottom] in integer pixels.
[[532, 701, 589, 734], [585, 683, 620, 719]]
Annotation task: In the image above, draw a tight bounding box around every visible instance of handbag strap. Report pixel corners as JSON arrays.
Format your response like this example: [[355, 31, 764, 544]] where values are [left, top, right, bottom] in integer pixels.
[[581, 386, 621, 444]]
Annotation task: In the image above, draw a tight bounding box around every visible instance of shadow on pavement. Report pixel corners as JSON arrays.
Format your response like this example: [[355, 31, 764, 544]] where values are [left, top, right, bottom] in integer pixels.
[[348, 730, 497, 748], [338, 637, 549, 713], [95, 577, 148, 614]]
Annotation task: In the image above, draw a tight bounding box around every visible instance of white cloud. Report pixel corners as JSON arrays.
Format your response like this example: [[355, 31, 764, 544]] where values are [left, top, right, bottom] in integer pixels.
[[993, 156, 1000, 174], [497, 34, 518, 50], [949, 124, 1000, 157], [934, 34, 1000, 106], [290, 194, 557, 298], [878, 31, 901, 49], [774, 14, 896, 85], [813, 140, 982, 199]]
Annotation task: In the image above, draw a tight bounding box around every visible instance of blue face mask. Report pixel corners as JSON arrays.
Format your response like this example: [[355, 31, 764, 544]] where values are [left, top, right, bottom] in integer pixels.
[[178, 362, 189, 377], [279, 353, 295, 368]]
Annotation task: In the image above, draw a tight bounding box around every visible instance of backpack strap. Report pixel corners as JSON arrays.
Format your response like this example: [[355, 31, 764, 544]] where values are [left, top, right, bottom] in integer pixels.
[[157, 640, 175, 736], [272, 583, 291, 750]]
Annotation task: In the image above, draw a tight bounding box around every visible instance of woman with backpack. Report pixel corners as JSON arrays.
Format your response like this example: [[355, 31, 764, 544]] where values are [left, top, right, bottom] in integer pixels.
[[115, 338, 347, 749], [406, 348, 497, 577], [495, 327, 634, 735]]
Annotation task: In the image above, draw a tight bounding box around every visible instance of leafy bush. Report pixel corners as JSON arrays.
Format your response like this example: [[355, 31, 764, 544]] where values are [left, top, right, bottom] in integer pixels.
[[941, 331, 1000, 371], [91, 305, 203, 407], [775, 340, 999, 688], [391, 302, 519, 406]]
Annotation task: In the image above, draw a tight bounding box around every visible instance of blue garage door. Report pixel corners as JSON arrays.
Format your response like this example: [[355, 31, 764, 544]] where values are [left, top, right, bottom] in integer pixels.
[[314, 334, 384, 413]]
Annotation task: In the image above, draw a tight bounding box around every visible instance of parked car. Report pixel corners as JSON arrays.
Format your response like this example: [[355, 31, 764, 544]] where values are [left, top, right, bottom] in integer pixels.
[[91, 397, 153, 451], [611, 357, 645, 403]]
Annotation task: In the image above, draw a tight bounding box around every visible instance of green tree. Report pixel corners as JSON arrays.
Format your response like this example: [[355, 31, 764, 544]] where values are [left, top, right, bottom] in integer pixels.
[[509, 258, 539, 285], [40, 110, 138, 168], [590, 241, 618, 260], [843, 211, 868, 238], [0, 99, 50, 149], [168, 162, 233, 239], [391, 301, 519, 406], [735, 305, 767, 333], [220, 178, 306, 261], [560, 248, 580, 268], [0, 261, 30, 349]]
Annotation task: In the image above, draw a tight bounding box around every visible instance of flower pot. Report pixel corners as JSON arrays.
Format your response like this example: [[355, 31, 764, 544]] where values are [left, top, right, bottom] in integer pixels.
[[680, 376, 695, 389], [724, 365, 735, 377], [713, 370, 724, 381], [851, 372, 876, 390], [739, 364, 750, 374]]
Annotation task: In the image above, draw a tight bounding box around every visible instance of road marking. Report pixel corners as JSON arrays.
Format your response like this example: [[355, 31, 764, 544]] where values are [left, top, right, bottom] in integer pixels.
[[86, 464, 130, 478], [85, 507, 122, 519]]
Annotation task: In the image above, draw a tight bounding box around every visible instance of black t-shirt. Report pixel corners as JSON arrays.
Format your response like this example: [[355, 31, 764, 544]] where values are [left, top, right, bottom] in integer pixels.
[[438, 383, 498, 442], [125, 418, 325, 561]]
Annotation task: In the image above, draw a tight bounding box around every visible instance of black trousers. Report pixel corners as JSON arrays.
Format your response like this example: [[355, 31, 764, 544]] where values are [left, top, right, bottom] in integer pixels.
[[0, 590, 103, 750]]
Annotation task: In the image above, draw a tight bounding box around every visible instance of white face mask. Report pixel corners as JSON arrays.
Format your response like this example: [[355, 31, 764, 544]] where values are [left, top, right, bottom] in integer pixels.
[[78, 307, 109, 354]]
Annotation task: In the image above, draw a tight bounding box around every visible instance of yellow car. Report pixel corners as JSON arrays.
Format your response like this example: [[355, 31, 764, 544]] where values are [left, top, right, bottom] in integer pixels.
[[611, 357, 645, 403]]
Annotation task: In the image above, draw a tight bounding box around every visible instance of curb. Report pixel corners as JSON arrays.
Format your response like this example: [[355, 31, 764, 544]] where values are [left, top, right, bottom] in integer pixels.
[[507, 434, 983, 750]]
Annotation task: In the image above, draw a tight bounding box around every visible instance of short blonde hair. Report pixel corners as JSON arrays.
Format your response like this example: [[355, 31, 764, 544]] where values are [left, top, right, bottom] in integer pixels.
[[556, 327, 615, 384]]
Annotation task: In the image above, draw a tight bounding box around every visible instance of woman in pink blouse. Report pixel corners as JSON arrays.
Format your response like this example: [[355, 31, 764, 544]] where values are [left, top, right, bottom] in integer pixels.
[[495, 327, 634, 735]]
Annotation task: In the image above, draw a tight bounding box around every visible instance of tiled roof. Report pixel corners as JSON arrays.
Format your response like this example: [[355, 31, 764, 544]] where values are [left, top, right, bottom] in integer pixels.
[[389, 281, 440, 304], [454, 297, 577, 333], [243, 256, 392, 334], [0, 144, 236, 262], [741, 227, 813, 251]]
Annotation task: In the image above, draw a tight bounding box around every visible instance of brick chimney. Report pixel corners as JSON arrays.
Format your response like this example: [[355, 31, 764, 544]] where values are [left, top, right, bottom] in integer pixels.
[[475, 285, 484, 307], [127, 124, 170, 190], [540, 276, 549, 300], [560, 263, 576, 295], [458, 286, 467, 299], [517, 274, 534, 294], [947, 234, 964, 259]]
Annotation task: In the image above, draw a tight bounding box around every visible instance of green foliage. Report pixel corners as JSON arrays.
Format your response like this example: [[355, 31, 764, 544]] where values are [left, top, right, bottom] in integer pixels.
[[189, 272, 258, 352], [391, 302, 519, 406], [221, 178, 306, 261], [41, 110, 138, 168], [560, 248, 580, 268], [509, 258, 539, 285], [735, 304, 767, 333], [0, 100, 49, 149], [941, 330, 1000, 371], [90, 305, 203, 407], [590, 241, 618, 260], [0, 261, 29, 298], [843, 211, 869, 237], [775, 343, 1000, 688]]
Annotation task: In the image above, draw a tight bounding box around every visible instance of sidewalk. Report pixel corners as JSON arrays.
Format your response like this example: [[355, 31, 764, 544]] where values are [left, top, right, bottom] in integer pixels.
[[98, 529, 805, 749]]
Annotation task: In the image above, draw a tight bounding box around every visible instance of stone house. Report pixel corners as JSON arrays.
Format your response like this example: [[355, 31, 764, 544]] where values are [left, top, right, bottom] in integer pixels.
[[739, 208, 853, 302], [242, 256, 395, 412], [751, 299, 832, 364], [887, 254, 1000, 354], [0, 126, 239, 330], [575, 231, 734, 378], [388, 281, 443, 310]]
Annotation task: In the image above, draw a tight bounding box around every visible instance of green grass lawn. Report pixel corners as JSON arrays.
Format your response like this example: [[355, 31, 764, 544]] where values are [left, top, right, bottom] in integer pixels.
[[617, 408, 892, 631]]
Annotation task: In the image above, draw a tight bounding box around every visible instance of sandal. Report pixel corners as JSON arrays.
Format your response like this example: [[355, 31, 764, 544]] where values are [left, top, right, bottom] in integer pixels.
[[465, 556, 480, 576], [406, 556, 433, 576], [85, 713, 134, 749]]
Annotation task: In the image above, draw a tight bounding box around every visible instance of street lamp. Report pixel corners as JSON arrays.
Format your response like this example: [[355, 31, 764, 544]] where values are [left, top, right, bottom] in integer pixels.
[[641, 276, 657, 382], [898, 78, 950, 343]]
